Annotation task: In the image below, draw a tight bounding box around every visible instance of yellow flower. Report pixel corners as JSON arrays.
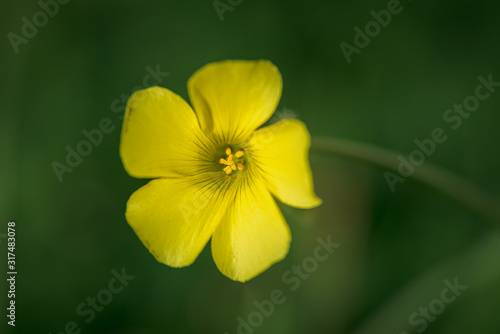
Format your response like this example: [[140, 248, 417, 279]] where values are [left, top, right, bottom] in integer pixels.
[[120, 60, 321, 282]]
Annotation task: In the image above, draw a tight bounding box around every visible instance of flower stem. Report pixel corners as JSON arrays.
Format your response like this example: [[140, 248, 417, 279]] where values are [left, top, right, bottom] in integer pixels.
[[311, 137, 500, 224]]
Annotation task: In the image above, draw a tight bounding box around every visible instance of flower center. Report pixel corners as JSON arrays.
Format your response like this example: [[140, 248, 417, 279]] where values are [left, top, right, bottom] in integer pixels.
[[218, 147, 245, 175]]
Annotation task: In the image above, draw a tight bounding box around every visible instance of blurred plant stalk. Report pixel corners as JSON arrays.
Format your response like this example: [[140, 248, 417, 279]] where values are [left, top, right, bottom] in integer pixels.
[[311, 137, 500, 225]]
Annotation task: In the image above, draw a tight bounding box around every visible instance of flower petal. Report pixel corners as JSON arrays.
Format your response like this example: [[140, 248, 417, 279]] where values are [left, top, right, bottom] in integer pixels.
[[187, 60, 282, 143], [211, 178, 291, 282], [248, 119, 322, 209], [126, 175, 228, 267], [120, 86, 213, 179]]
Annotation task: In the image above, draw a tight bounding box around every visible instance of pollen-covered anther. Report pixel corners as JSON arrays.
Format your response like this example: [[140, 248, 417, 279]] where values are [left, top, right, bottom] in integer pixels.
[[219, 147, 245, 175]]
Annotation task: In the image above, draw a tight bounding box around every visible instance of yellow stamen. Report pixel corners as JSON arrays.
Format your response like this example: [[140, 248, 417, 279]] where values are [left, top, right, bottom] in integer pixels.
[[219, 147, 245, 175]]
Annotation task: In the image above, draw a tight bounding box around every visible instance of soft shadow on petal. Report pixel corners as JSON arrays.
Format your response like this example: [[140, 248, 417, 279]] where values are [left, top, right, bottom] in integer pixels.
[[187, 60, 282, 143], [126, 175, 230, 267], [120, 86, 214, 179], [211, 177, 291, 282], [248, 119, 322, 209]]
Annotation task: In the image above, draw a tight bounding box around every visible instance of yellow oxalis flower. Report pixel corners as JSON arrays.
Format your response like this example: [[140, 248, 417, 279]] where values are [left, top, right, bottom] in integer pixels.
[[120, 60, 322, 282]]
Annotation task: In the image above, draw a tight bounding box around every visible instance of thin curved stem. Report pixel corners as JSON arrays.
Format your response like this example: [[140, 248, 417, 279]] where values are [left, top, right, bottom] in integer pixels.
[[311, 137, 500, 225]]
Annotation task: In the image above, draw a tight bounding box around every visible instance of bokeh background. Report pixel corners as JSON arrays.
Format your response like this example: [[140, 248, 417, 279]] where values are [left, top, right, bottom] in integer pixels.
[[2, 0, 500, 333]]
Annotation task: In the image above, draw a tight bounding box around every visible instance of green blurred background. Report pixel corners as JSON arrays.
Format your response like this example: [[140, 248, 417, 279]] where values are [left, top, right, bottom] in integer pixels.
[[2, 0, 500, 333]]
